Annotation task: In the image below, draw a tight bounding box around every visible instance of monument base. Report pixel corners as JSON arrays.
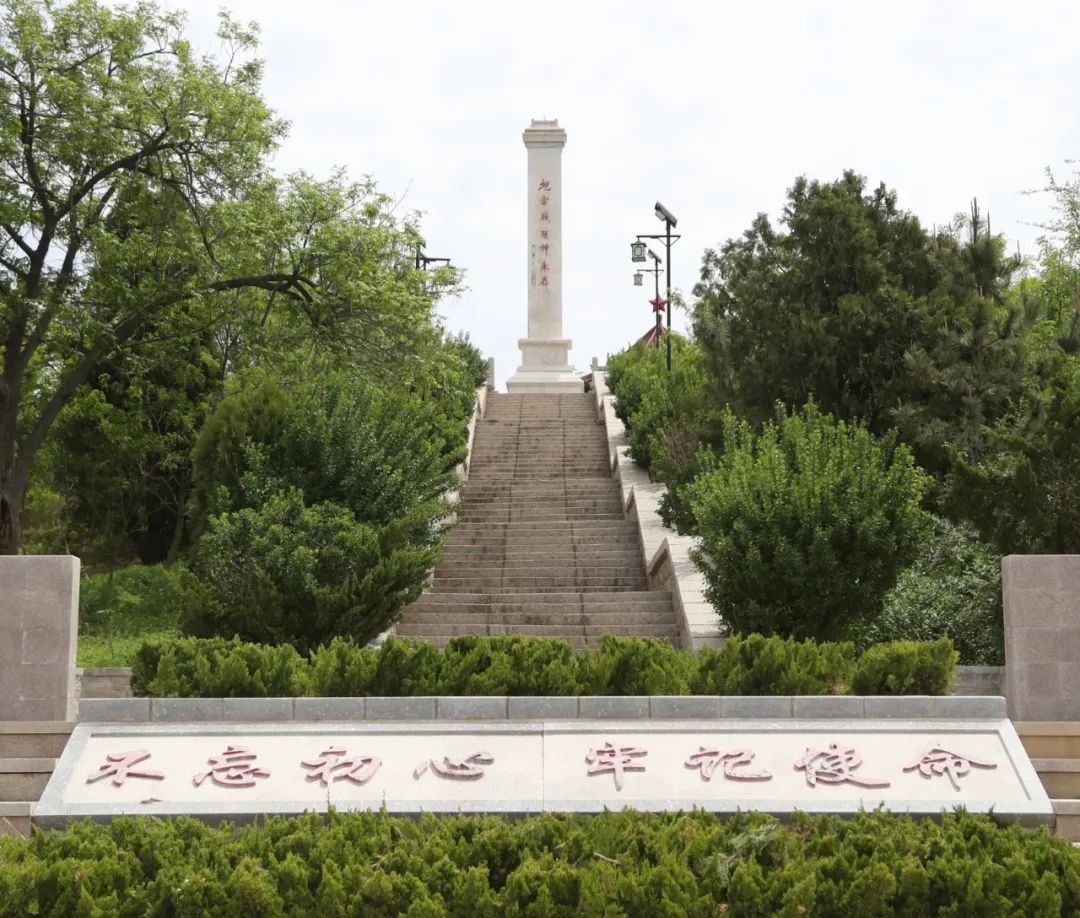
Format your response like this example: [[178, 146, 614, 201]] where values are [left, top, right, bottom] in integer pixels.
[[505, 369, 585, 393], [506, 337, 583, 393]]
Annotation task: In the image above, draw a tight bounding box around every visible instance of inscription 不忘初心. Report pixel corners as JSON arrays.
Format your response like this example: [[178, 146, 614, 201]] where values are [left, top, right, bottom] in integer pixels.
[[302, 746, 382, 786], [86, 749, 164, 787], [194, 745, 270, 788], [414, 751, 494, 781]]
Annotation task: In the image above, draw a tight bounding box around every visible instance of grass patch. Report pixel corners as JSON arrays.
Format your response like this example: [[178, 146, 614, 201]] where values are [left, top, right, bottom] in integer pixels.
[[76, 564, 189, 668]]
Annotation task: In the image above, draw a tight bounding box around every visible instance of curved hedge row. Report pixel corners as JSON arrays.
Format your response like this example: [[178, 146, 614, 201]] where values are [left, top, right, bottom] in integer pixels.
[[2, 811, 1077, 915], [130, 633, 957, 698]]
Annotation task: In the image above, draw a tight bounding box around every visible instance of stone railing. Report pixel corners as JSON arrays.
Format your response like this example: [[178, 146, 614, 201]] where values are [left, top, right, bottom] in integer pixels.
[[589, 369, 725, 650]]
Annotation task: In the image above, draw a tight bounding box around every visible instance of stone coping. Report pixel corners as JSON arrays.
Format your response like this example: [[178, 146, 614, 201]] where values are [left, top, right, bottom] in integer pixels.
[[590, 371, 724, 650], [80, 695, 1007, 723]]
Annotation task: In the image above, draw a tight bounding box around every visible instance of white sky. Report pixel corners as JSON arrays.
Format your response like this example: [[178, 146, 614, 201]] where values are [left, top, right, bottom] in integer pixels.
[[171, 0, 1080, 389]]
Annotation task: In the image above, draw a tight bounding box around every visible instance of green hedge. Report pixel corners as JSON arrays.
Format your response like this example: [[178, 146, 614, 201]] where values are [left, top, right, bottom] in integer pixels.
[[2, 811, 1078, 915], [131, 633, 956, 697]]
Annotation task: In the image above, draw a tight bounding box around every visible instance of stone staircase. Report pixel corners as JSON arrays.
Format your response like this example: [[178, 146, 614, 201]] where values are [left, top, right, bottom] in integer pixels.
[[0, 721, 73, 837], [396, 393, 679, 647], [1017, 722, 1080, 842]]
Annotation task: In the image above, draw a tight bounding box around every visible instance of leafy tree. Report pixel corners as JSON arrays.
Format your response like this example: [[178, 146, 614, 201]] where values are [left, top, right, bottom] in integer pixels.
[[35, 332, 218, 563], [0, 1, 459, 553], [190, 365, 463, 535], [687, 402, 929, 640], [691, 173, 1031, 483]]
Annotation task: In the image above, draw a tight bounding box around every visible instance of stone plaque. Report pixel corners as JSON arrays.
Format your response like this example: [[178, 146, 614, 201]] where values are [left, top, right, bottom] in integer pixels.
[[35, 718, 1051, 827]]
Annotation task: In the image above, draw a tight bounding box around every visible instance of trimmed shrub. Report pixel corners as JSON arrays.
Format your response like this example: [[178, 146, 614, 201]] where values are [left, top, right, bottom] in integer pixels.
[[131, 633, 956, 698], [1, 810, 1077, 915], [688, 402, 930, 640], [692, 633, 855, 695], [844, 516, 1005, 665], [183, 490, 437, 653], [131, 636, 309, 697], [850, 636, 958, 695]]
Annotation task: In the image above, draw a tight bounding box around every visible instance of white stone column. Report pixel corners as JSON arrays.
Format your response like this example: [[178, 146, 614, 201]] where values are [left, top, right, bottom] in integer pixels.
[[505, 118, 584, 393]]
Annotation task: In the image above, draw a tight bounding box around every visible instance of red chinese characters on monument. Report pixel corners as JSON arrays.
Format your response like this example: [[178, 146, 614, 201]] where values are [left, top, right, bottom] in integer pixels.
[[302, 746, 381, 786], [685, 746, 772, 782], [794, 743, 890, 789], [414, 751, 494, 781], [586, 741, 647, 791], [534, 178, 553, 290], [903, 744, 996, 790], [87, 749, 164, 787], [193, 744, 270, 788]]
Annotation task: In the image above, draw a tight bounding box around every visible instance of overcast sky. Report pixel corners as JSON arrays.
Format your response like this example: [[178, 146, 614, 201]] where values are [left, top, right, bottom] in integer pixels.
[[171, 0, 1080, 388]]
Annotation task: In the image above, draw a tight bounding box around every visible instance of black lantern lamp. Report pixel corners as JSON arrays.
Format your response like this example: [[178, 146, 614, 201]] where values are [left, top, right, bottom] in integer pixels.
[[630, 240, 647, 263]]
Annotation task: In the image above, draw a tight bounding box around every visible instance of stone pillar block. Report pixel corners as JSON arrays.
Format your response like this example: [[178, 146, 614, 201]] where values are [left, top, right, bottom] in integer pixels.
[[1002, 555, 1080, 721], [0, 555, 79, 721]]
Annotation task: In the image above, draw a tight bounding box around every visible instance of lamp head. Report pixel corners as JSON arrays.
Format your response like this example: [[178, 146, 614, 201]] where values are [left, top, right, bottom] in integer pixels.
[[633, 272, 643, 286], [654, 201, 678, 227], [630, 240, 647, 263]]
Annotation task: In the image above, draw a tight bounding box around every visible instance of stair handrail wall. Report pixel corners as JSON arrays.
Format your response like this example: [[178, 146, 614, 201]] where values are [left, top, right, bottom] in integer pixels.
[[590, 365, 726, 650]]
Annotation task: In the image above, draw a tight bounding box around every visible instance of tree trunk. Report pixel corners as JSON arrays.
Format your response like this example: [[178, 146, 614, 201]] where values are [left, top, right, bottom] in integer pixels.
[[166, 483, 188, 563], [0, 486, 23, 555]]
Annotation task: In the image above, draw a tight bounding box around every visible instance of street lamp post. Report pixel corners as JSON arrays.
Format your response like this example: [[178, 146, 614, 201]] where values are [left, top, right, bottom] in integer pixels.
[[632, 249, 664, 349], [415, 246, 452, 271], [630, 202, 679, 370]]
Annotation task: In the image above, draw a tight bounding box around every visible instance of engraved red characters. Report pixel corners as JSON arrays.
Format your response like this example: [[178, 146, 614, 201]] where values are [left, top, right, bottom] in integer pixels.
[[685, 747, 772, 782], [87, 749, 164, 787], [586, 741, 647, 790], [194, 744, 270, 788], [795, 743, 890, 788], [414, 752, 494, 781], [904, 744, 997, 790], [302, 746, 381, 786]]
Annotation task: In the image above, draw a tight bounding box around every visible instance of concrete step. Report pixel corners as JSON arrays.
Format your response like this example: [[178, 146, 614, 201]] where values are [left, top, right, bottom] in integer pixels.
[[429, 574, 648, 591], [1030, 758, 1080, 798], [461, 487, 619, 498], [411, 589, 668, 603], [435, 561, 646, 577], [456, 513, 627, 524], [406, 591, 673, 609], [1053, 799, 1080, 841], [1017, 723, 1080, 759], [438, 544, 639, 557], [402, 609, 677, 627], [0, 802, 32, 838], [0, 721, 74, 758], [452, 520, 633, 531], [395, 623, 679, 640], [0, 758, 56, 802]]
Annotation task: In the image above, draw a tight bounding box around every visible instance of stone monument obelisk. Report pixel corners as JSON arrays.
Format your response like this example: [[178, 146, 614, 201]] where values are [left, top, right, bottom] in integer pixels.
[[505, 118, 584, 393]]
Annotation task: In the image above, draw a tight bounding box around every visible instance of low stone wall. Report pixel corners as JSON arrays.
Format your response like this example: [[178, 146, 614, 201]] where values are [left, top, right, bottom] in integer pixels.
[[590, 371, 725, 650], [74, 667, 1013, 702], [80, 694, 1007, 723], [76, 668, 133, 700], [954, 666, 1006, 697]]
